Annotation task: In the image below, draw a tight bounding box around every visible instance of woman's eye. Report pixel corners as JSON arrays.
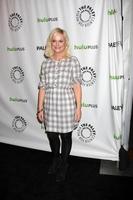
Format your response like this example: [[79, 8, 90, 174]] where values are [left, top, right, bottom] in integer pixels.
[[52, 40, 64, 44]]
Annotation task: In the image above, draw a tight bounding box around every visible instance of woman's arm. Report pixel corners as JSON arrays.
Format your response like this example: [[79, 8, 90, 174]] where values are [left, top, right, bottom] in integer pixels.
[[73, 82, 82, 122], [37, 87, 45, 122]]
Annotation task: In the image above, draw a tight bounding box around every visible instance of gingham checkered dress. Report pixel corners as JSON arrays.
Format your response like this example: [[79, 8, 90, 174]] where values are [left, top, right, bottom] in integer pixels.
[[38, 56, 81, 133]]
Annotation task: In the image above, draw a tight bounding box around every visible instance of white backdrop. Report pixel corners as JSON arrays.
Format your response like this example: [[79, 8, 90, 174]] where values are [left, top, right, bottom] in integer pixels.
[[0, 0, 133, 161]]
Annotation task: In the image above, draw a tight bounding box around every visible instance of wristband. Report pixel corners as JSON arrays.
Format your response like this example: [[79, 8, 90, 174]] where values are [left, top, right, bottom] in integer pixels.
[[37, 108, 43, 114]]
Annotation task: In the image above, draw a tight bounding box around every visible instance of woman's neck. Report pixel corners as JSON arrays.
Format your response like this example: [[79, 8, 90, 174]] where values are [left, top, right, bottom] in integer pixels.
[[52, 53, 66, 61]]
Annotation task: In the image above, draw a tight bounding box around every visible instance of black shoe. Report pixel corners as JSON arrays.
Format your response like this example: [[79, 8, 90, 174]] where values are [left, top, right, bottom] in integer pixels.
[[56, 162, 68, 182], [48, 157, 61, 174]]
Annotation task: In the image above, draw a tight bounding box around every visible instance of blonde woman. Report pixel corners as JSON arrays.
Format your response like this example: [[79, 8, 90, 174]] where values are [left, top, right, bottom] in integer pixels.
[[37, 27, 82, 182]]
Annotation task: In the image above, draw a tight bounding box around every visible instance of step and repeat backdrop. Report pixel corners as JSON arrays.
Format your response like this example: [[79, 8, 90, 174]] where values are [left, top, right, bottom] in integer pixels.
[[0, 0, 132, 160]]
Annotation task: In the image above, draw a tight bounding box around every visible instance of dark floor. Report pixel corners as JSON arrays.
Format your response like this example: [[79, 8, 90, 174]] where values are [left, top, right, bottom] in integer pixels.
[[0, 142, 133, 200]]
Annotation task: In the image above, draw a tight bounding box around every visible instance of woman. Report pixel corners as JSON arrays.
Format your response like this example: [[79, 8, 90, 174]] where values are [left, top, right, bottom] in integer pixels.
[[37, 27, 82, 182]]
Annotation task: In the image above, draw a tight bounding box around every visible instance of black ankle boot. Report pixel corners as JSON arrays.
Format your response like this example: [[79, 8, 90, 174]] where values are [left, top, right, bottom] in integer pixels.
[[56, 161, 68, 182], [48, 156, 61, 174]]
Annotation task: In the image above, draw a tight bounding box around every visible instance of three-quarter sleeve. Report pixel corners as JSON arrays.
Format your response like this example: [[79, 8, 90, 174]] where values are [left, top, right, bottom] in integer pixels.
[[72, 57, 82, 85], [38, 61, 46, 89]]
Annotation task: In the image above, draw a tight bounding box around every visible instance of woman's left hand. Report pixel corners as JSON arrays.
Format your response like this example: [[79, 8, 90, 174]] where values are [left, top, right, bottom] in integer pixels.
[[75, 108, 81, 122]]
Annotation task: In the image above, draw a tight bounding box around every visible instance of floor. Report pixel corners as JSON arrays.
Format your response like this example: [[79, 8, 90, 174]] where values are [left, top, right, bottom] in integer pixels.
[[0, 142, 133, 200], [100, 159, 133, 177]]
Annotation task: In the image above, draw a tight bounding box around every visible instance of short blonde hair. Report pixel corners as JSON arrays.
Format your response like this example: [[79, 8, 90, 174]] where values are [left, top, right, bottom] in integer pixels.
[[44, 27, 71, 58]]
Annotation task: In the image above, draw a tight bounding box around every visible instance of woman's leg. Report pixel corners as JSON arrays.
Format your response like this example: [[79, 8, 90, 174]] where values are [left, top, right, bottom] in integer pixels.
[[60, 132, 72, 163], [46, 132, 61, 174], [56, 131, 72, 181]]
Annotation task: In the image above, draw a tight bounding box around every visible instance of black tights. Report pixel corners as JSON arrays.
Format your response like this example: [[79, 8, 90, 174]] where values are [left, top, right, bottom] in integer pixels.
[[47, 131, 72, 162]]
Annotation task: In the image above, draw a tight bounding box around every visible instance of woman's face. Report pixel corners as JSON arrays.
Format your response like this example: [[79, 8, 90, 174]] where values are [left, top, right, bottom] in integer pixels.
[[51, 32, 66, 54]]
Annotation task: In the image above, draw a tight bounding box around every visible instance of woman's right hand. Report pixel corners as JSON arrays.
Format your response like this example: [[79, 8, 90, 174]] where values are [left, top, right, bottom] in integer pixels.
[[36, 110, 44, 123]]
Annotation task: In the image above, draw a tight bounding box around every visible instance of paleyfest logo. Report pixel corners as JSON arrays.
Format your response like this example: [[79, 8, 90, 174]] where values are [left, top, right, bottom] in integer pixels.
[[10, 66, 24, 83], [8, 13, 23, 31], [81, 66, 96, 86], [76, 5, 95, 27], [12, 116, 27, 132], [77, 123, 96, 143]]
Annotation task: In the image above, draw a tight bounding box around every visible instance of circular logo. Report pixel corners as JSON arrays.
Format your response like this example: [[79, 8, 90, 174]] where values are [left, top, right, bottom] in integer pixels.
[[76, 5, 95, 27], [10, 66, 24, 83], [77, 123, 96, 143], [12, 116, 27, 132], [81, 66, 96, 86], [8, 13, 23, 31]]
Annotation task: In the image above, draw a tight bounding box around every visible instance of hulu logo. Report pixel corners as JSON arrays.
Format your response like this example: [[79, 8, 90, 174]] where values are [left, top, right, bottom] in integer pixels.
[[37, 17, 58, 23], [109, 75, 124, 80], [108, 9, 117, 15], [37, 17, 49, 22], [74, 44, 98, 50], [113, 133, 122, 140], [7, 47, 25, 51]]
